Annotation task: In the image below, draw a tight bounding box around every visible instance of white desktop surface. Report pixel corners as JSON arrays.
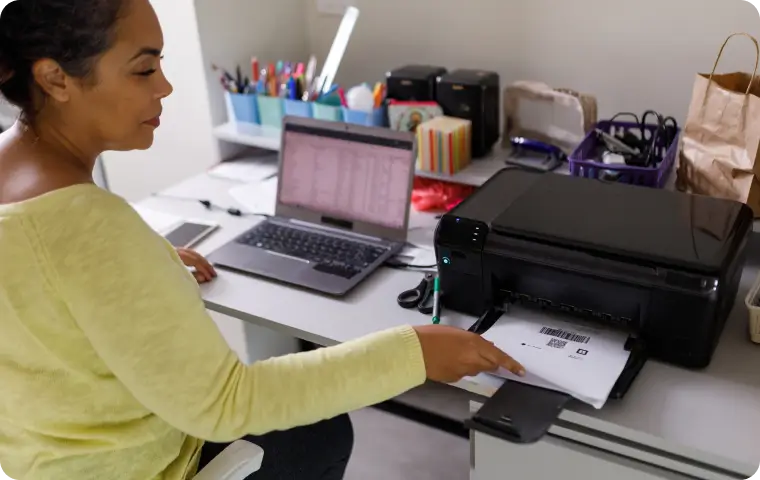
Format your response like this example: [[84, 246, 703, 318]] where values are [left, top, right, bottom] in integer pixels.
[[138, 171, 760, 478]]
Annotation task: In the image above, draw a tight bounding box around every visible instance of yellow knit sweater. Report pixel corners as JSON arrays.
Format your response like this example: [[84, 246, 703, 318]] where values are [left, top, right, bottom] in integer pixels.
[[0, 184, 426, 479]]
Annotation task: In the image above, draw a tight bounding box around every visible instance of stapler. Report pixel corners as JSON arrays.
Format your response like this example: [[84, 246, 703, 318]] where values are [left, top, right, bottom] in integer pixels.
[[506, 137, 566, 172]]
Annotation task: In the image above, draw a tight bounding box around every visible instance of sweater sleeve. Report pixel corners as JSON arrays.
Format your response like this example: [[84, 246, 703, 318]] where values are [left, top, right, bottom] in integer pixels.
[[34, 191, 426, 442]]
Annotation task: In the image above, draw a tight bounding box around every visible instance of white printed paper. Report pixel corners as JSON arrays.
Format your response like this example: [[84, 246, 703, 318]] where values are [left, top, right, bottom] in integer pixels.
[[208, 157, 278, 184], [229, 179, 278, 216], [130, 204, 183, 235], [395, 245, 436, 269], [481, 307, 631, 409]]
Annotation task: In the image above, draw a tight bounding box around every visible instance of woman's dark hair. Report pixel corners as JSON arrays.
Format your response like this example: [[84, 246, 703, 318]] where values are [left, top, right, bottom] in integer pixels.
[[0, 0, 127, 122]]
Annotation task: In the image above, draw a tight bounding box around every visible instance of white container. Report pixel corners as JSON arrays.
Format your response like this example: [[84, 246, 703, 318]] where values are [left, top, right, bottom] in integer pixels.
[[743, 271, 760, 344]]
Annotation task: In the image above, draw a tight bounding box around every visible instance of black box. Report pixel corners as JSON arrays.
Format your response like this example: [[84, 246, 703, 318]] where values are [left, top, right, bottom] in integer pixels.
[[385, 65, 448, 102], [436, 69, 500, 158]]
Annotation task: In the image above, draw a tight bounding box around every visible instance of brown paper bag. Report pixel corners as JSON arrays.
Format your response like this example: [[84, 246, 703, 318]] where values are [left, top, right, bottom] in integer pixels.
[[502, 81, 598, 154], [676, 33, 760, 216]]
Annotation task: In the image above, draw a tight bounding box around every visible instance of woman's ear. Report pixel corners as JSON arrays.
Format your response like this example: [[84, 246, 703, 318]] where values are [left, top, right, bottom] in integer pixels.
[[31, 59, 71, 103]]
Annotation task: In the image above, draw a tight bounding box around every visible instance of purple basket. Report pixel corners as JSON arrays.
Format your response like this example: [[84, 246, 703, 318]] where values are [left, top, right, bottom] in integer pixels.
[[568, 120, 680, 188]]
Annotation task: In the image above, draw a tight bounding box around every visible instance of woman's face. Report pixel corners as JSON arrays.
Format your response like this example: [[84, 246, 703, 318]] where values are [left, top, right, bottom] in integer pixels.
[[65, 0, 173, 151]]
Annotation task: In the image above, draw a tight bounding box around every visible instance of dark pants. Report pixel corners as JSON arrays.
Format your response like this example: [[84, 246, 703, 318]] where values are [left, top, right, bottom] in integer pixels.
[[197, 414, 354, 479]]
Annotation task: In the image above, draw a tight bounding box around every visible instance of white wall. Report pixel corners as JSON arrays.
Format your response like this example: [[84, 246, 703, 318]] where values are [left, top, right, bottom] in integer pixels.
[[103, 0, 310, 201], [102, 0, 218, 201], [306, 0, 760, 124], [195, 0, 309, 131]]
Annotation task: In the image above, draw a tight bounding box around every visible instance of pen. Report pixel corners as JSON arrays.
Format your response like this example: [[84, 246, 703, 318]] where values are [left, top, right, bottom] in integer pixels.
[[212, 64, 235, 84], [337, 87, 347, 107], [235, 65, 243, 91], [320, 84, 338, 99], [288, 76, 297, 100], [372, 82, 383, 108], [303, 55, 318, 101], [251, 57, 259, 82], [218, 74, 227, 89], [432, 275, 441, 325]]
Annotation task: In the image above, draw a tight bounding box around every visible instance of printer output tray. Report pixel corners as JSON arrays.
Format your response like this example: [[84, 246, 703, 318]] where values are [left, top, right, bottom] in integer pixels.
[[465, 310, 647, 444]]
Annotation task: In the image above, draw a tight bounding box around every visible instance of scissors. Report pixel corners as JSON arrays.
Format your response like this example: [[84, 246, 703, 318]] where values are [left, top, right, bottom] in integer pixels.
[[397, 273, 435, 315]]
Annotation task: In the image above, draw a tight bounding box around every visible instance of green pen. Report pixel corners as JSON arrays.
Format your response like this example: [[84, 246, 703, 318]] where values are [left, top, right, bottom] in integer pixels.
[[432, 276, 441, 324]]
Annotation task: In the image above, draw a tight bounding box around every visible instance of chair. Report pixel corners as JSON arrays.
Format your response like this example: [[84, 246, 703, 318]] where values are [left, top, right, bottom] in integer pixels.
[[193, 440, 264, 480]]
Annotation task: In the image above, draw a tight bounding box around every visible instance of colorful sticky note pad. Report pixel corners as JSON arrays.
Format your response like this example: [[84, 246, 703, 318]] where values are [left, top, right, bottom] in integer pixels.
[[416, 116, 472, 175]]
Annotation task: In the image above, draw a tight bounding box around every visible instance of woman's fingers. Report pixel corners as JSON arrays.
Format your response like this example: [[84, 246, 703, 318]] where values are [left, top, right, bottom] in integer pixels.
[[477, 339, 526, 377], [177, 248, 217, 282]]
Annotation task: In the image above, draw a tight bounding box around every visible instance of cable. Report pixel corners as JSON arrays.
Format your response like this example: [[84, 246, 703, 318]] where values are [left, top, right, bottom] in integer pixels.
[[151, 193, 271, 218], [384, 260, 437, 270], [598, 109, 679, 169]]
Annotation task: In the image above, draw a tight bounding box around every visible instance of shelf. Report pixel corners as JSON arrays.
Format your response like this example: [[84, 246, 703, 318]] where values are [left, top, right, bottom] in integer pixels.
[[211, 121, 571, 187], [213, 122, 281, 151], [415, 152, 510, 187]]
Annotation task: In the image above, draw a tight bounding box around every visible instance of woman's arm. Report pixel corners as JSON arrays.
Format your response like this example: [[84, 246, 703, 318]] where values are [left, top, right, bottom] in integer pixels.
[[34, 190, 425, 442]]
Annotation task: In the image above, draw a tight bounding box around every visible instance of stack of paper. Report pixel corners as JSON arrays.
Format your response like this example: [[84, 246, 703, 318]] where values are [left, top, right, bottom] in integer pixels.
[[208, 152, 278, 184], [394, 245, 436, 269], [481, 307, 631, 409], [228, 178, 278, 216], [130, 204, 183, 235]]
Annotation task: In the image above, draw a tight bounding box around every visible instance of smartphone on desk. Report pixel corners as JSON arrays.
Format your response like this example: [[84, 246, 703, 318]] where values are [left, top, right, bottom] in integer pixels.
[[164, 221, 219, 248]]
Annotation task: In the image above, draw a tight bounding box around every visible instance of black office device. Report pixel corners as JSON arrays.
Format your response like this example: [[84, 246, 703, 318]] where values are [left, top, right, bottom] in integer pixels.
[[385, 65, 448, 102], [436, 69, 500, 158], [439, 169, 752, 444], [436, 169, 752, 369]]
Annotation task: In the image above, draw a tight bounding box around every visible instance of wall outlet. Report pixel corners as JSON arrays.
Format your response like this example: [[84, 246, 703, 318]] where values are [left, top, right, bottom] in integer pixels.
[[316, 0, 355, 16]]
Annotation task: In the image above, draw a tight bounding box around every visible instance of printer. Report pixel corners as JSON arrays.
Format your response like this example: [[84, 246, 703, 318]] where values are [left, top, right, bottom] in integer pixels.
[[435, 168, 753, 370]]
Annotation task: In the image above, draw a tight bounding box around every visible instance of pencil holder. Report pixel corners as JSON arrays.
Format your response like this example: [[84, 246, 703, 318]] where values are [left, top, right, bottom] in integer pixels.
[[257, 95, 285, 128], [312, 103, 344, 122], [226, 92, 260, 124], [342, 106, 387, 127], [283, 99, 313, 118]]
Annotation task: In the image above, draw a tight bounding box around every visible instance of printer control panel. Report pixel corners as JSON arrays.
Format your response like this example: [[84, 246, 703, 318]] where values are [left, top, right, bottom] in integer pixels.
[[437, 216, 488, 247], [436, 216, 488, 268], [435, 215, 491, 314]]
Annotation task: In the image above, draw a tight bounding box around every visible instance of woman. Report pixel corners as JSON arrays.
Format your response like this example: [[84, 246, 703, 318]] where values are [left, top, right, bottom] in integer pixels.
[[0, 1, 524, 479]]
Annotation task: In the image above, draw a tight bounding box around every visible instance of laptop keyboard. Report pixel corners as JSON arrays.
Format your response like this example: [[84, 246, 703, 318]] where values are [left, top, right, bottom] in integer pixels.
[[236, 222, 388, 279]]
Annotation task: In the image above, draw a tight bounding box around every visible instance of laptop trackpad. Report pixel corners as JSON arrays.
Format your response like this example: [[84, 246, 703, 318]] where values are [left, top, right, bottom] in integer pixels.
[[250, 250, 311, 275]]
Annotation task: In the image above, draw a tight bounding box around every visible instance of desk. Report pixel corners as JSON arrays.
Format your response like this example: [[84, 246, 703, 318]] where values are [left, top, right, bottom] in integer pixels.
[[138, 170, 760, 479]]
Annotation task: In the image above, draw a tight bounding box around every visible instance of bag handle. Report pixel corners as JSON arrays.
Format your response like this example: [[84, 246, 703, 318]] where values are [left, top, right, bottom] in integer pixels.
[[706, 32, 760, 97]]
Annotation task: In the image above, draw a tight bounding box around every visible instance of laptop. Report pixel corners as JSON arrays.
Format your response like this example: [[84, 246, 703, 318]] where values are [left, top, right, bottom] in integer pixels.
[[207, 116, 416, 296]]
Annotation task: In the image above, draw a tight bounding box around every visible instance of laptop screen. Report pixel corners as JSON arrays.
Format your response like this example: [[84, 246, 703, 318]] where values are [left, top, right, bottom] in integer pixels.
[[278, 123, 415, 230]]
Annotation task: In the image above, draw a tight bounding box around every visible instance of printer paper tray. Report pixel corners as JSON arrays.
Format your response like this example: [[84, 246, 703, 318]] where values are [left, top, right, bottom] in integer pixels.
[[465, 309, 647, 445]]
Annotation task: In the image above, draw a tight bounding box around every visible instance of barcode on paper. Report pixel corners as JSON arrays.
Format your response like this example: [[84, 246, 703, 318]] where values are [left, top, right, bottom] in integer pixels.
[[540, 327, 590, 344], [547, 338, 568, 349]]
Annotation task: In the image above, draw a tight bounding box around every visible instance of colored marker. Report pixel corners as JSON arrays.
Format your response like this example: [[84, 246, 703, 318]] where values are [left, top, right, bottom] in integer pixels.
[[251, 57, 260, 82], [432, 276, 441, 325], [337, 87, 347, 107]]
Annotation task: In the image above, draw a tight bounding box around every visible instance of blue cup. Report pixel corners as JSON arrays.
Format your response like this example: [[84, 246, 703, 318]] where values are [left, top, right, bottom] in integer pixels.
[[257, 96, 284, 128], [228, 93, 260, 124], [283, 99, 313, 118], [342, 106, 387, 127], [312, 103, 344, 122]]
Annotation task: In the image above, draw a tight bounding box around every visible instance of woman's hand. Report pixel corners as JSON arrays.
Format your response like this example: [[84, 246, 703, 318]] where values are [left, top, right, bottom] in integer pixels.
[[176, 248, 217, 284], [413, 325, 525, 383]]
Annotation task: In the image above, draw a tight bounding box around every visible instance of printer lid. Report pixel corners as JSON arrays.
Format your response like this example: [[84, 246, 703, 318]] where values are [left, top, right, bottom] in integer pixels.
[[488, 170, 752, 272]]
